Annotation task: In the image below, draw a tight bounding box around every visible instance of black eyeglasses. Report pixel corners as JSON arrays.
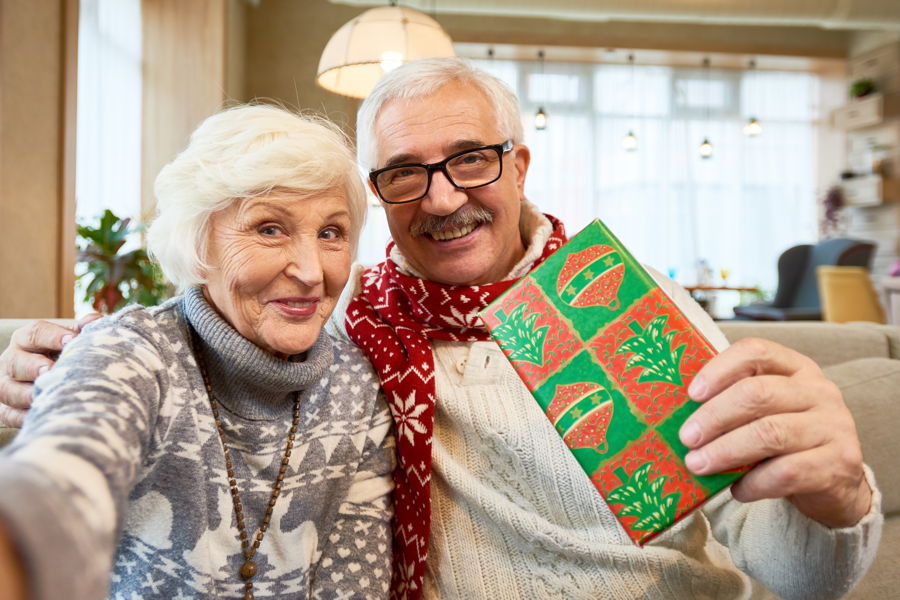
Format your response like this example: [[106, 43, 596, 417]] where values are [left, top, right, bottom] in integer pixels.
[[369, 140, 514, 205]]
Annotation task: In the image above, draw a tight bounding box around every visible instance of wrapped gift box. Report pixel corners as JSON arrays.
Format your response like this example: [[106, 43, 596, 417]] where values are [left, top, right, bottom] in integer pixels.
[[481, 219, 750, 545]]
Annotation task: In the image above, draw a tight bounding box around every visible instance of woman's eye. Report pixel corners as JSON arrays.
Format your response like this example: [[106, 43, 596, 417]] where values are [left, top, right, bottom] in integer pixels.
[[259, 225, 282, 236], [320, 227, 343, 240]]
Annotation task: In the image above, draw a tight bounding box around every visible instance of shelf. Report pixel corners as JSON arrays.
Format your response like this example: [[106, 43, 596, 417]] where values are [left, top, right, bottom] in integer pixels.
[[832, 93, 900, 131], [841, 175, 900, 206]]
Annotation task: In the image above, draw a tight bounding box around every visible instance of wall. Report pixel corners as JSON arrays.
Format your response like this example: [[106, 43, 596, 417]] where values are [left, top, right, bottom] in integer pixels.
[[141, 0, 232, 221], [243, 0, 852, 129], [0, 0, 72, 317]]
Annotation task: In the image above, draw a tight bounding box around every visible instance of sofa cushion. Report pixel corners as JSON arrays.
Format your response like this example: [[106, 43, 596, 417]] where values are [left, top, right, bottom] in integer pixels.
[[823, 357, 900, 516], [719, 321, 899, 368]]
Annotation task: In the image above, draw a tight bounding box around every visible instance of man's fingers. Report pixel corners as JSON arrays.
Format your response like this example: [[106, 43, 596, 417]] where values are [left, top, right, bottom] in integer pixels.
[[0, 397, 28, 428], [729, 444, 858, 505], [9, 320, 77, 354], [5, 349, 53, 383], [689, 338, 818, 402], [680, 374, 838, 449], [75, 313, 101, 332], [0, 379, 34, 412], [684, 412, 828, 475]]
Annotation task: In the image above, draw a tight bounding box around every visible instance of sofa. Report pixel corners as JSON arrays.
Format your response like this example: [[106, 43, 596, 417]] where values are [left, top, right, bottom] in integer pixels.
[[0, 318, 896, 598]]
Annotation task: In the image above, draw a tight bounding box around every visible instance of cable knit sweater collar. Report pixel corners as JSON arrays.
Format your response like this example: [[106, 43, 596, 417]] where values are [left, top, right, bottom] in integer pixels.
[[179, 286, 332, 420]]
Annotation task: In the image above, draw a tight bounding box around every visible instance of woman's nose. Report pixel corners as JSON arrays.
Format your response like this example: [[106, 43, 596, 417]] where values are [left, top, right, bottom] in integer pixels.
[[420, 170, 468, 216], [284, 241, 324, 287]]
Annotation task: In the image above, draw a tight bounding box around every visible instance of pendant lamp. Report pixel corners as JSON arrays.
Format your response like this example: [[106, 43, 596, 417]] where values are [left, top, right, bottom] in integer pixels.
[[699, 57, 713, 159], [534, 50, 548, 130], [742, 59, 763, 137], [622, 53, 638, 151], [317, 4, 455, 99]]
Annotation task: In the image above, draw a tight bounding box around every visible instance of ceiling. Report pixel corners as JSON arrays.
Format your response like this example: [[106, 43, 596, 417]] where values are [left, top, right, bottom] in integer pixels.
[[331, 1, 900, 30]]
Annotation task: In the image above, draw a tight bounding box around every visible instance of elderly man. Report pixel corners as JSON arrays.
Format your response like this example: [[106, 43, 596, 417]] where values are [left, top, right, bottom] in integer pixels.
[[0, 58, 882, 600]]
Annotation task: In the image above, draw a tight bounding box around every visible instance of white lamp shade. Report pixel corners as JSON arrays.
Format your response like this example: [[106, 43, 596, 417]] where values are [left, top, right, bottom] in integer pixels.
[[317, 6, 455, 99]]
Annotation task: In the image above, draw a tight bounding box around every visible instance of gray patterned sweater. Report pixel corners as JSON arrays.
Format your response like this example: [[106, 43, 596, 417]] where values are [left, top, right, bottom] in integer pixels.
[[0, 287, 394, 599]]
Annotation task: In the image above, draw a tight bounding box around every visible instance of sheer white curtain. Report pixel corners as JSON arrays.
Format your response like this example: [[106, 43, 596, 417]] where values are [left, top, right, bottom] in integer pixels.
[[473, 58, 821, 297], [75, 0, 142, 313], [76, 0, 142, 225]]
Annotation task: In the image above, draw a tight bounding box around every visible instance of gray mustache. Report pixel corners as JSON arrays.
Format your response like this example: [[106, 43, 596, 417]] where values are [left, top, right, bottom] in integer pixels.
[[410, 206, 494, 237]]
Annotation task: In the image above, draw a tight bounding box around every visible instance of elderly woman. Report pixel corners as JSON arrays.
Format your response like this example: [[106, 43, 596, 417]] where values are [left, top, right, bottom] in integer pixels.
[[0, 105, 393, 599]]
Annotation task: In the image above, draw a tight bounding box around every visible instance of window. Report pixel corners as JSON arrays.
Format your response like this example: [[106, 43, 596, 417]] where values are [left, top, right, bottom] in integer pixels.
[[470, 58, 824, 298]]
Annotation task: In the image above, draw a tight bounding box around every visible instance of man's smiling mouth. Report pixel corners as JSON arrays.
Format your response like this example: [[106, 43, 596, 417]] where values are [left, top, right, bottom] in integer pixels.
[[428, 222, 479, 241]]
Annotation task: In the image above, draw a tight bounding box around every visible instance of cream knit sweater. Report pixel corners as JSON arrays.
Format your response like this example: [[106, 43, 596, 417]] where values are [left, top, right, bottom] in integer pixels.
[[334, 203, 882, 600]]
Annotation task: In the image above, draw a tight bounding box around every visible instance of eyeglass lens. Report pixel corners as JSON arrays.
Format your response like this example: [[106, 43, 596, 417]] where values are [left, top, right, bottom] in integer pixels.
[[375, 147, 503, 203]]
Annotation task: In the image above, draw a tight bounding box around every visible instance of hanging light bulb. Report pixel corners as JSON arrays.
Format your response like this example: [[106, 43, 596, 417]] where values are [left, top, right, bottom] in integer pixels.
[[534, 107, 548, 130], [623, 53, 638, 152], [743, 59, 763, 136], [535, 50, 548, 130], [743, 117, 762, 137], [699, 57, 713, 159]]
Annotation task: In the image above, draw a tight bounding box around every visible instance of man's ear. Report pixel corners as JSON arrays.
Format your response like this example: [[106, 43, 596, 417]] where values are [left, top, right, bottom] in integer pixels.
[[512, 144, 531, 199]]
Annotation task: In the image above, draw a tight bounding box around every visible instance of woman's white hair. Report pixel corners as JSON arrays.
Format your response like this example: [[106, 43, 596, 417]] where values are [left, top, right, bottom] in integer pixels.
[[147, 104, 366, 291], [356, 57, 524, 171]]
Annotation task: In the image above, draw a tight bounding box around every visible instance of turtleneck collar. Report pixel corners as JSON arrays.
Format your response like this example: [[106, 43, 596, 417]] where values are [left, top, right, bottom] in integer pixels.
[[179, 286, 333, 421]]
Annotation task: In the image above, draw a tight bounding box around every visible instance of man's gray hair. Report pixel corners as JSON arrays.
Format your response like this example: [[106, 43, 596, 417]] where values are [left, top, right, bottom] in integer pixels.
[[356, 57, 524, 171], [147, 104, 366, 291]]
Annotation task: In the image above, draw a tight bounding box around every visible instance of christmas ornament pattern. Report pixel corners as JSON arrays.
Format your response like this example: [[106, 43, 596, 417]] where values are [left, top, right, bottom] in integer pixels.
[[482, 219, 750, 546], [546, 382, 615, 454], [556, 244, 624, 309]]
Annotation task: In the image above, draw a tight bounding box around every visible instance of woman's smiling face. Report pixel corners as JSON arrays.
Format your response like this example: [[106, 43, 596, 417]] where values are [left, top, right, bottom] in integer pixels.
[[202, 187, 353, 358]]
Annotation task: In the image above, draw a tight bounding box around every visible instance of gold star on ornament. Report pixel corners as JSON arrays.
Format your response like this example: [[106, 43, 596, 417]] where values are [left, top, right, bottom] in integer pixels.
[[583, 269, 595, 279], [566, 285, 577, 295], [604, 256, 616, 266], [570, 408, 583, 419]]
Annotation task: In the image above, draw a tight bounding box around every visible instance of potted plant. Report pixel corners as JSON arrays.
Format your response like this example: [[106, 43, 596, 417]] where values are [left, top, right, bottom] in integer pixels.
[[849, 78, 877, 99], [820, 185, 845, 237], [77, 209, 170, 313]]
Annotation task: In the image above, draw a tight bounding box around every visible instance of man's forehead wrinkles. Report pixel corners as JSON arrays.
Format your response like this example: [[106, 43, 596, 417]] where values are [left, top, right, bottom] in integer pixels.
[[383, 139, 489, 168]]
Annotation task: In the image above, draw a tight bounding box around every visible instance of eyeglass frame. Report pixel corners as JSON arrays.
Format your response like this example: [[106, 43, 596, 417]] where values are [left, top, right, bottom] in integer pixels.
[[368, 140, 514, 205]]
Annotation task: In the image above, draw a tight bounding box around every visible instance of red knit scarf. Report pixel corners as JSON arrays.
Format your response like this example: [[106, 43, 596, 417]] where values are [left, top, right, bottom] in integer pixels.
[[345, 215, 566, 599]]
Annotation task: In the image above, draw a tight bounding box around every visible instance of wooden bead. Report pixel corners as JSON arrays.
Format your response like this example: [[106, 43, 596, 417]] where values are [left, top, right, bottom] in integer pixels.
[[240, 559, 257, 579]]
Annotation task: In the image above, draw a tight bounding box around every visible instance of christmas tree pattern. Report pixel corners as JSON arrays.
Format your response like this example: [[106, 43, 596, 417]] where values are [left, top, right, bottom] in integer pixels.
[[545, 382, 615, 454], [607, 463, 681, 533], [615, 315, 685, 386], [490, 302, 549, 365]]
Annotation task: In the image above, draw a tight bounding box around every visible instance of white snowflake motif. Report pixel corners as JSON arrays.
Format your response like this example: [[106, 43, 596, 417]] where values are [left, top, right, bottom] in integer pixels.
[[393, 390, 429, 445]]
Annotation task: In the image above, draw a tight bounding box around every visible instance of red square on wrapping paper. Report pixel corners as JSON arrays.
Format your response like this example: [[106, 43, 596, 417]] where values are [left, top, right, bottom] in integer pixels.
[[590, 430, 710, 545], [586, 288, 714, 425], [481, 277, 582, 390]]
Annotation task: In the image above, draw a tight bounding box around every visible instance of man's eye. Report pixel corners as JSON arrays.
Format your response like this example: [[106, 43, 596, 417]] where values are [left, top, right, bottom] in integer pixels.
[[458, 152, 488, 165], [259, 225, 282, 236], [390, 168, 417, 181]]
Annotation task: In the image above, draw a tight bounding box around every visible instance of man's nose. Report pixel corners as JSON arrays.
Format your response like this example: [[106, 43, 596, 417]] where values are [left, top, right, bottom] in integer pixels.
[[420, 169, 468, 216]]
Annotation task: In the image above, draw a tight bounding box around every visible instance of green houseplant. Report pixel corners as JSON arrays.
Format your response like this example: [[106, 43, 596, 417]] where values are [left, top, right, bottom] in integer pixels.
[[850, 78, 877, 98], [77, 209, 170, 313]]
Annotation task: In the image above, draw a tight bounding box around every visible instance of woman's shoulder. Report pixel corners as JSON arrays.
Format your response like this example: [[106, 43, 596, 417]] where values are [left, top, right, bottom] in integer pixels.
[[78, 296, 186, 350]]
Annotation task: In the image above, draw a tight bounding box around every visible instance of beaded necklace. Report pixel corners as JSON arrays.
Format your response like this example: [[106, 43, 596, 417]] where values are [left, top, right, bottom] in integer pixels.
[[190, 328, 301, 600]]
